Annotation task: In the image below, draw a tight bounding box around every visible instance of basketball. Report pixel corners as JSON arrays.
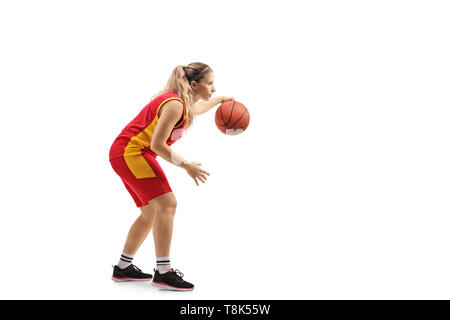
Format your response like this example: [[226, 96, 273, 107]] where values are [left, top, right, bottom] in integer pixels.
[[215, 100, 250, 135]]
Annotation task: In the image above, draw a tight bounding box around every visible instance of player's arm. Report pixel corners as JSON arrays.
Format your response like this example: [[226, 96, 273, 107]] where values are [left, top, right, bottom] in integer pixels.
[[193, 96, 228, 115], [150, 100, 189, 168]]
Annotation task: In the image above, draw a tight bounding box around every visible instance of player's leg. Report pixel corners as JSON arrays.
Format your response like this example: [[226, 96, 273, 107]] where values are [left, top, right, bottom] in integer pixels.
[[147, 192, 194, 291]]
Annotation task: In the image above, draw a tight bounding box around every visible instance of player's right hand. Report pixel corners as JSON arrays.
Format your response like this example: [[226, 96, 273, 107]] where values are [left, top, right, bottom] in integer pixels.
[[183, 162, 210, 186], [221, 96, 235, 103]]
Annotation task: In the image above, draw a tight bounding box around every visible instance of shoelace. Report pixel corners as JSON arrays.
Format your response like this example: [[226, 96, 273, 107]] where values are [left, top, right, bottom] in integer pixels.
[[153, 268, 185, 279], [173, 269, 184, 279], [130, 264, 142, 272]]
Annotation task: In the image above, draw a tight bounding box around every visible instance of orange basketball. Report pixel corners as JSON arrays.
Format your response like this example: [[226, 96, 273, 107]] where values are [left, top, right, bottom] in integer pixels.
[[215, 100, 250, 135]]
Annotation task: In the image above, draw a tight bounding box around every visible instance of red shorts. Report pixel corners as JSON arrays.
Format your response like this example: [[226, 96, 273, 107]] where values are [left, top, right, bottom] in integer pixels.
[[109, 154, 172, 208]]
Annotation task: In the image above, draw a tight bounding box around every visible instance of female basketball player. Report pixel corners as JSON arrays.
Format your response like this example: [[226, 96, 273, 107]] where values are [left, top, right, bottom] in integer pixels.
[[108, 62, 233, 291]]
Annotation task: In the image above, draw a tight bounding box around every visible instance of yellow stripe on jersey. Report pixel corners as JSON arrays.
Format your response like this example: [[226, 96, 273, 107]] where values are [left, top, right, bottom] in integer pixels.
[[124, 97, 185, 179]]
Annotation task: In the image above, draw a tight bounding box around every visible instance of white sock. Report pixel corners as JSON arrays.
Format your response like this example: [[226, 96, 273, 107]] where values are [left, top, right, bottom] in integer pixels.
[[118, 252, 134, 269], [156, 256, 171, 274]]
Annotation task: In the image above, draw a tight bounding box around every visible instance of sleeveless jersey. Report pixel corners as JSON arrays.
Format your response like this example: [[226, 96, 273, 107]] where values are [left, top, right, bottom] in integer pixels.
[[109, 91, 186, 177]]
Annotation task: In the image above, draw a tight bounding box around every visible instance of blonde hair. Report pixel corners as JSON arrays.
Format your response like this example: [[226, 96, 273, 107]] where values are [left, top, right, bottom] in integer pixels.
[[151, 62, 212, 130]]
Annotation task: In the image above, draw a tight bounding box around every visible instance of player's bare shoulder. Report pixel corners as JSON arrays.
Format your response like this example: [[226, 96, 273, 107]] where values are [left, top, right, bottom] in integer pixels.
[[158, 99, 184, 120]]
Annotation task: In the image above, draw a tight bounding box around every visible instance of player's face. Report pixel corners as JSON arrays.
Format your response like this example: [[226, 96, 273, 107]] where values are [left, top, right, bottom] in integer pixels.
[[192, 71, 216, 101]]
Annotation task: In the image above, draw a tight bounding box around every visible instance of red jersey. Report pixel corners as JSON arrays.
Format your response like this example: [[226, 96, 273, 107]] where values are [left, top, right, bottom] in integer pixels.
[[109, 91, 186, 178]]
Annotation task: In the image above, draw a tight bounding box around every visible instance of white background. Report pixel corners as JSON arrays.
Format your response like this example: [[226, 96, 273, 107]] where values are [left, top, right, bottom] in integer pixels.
[[0, 0, 449, 299]]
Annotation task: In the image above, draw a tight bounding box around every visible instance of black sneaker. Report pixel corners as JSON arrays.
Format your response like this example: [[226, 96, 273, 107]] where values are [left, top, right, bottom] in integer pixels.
[[152, 268, 195, 291], [111, 264, 153, 282]]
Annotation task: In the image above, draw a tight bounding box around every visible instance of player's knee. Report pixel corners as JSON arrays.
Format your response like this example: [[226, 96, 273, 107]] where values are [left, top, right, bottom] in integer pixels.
[[140, 203, 157, 221], [149, 192, 177, 216], [157, 198, 177, 217], [159, 201, 177, 216]]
